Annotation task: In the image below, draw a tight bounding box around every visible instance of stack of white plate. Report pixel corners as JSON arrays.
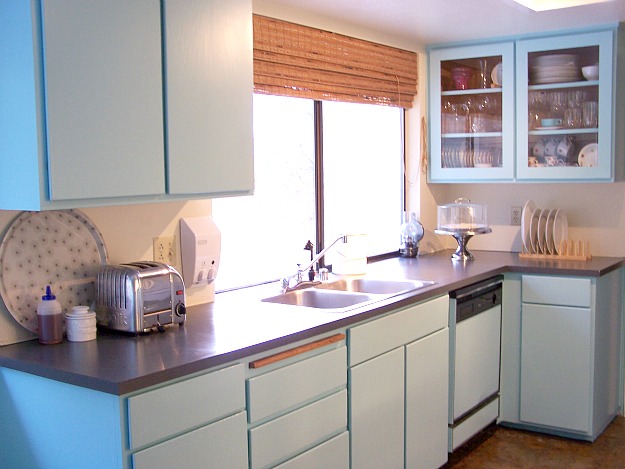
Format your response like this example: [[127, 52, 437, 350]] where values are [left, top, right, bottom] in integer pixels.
[[521, 200, 568, 255], [530, 54, 581, 84]]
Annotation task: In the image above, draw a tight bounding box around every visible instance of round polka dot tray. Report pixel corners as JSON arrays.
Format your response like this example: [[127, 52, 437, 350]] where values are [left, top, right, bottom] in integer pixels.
[[0, 210, 108, 333]]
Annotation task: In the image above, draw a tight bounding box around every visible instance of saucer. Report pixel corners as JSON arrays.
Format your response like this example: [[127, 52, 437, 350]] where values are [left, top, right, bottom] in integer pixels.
[[578, 143, 598, 167]]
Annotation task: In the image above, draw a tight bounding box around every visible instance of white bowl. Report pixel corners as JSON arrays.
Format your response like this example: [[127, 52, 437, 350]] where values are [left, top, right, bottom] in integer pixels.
[[582, 65, 599, 81]]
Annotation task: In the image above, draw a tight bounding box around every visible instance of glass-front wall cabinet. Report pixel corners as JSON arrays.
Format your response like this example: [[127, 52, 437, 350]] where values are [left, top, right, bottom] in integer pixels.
[[516, 30, 614, 181], [429, 42, 515, 182]]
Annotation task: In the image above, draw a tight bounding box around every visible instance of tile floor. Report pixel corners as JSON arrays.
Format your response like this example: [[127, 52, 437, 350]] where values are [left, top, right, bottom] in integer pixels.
[[444, 416, 625, 468]]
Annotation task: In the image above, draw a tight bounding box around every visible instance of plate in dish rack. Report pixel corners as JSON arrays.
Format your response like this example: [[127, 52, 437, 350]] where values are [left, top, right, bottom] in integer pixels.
[[0, 210, 108, 333]]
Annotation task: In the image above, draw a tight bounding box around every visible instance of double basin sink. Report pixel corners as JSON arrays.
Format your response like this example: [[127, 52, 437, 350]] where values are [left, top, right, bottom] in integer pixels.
[[262, 278, 435, 313]]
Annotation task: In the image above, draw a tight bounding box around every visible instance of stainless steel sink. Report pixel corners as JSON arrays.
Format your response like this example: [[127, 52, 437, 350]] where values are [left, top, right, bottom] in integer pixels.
[[261, 277, 435, 312], [262, 289, 375, 310], [314, 278, 434, 295]]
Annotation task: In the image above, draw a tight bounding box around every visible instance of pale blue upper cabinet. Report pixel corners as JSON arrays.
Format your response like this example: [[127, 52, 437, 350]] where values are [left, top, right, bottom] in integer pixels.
[[428, 24, 623, 184], [43, 0, 166, 201], [0, 0, 165, 210], [164, 0, 254, 197], [516, 29, 619, 181], [0, 0, 253, 210], [428, 42, 516, 182]]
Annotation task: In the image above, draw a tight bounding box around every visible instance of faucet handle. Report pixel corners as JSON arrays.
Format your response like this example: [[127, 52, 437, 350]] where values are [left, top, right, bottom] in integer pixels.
[[318, 267, 329, 281]]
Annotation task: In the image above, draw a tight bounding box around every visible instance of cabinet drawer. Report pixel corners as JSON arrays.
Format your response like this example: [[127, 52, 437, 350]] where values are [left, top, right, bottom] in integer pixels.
[[349, 295, 448, 366], [522, 275, 591, 307], [249, 390, 347, 469], [274, 431, 349, 469], [247, 346, 346, 423], [132, 411, 248, 469], [127, 363, 244, 449]]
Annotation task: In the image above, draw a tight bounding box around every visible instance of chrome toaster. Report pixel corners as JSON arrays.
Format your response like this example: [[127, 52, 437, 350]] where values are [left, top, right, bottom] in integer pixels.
[[95, 261, 186, 333]]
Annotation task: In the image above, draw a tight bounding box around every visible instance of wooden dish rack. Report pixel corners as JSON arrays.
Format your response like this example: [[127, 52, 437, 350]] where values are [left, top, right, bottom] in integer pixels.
[[519, 240, 592, 261]]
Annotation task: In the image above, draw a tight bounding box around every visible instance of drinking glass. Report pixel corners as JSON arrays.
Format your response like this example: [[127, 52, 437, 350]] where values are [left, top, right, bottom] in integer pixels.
[[582, 101, 598, 128], [564, 108, 582, 129]]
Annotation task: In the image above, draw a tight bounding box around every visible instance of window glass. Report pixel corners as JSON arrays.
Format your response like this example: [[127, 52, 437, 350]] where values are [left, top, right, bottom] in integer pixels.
[[322, 101, 403, 266], [213, 95, 404, 291], [212, 94, 315, 291]]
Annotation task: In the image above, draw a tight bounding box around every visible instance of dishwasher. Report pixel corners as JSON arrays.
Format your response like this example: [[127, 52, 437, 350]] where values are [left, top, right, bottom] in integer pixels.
[[448, 276, 503, 452]]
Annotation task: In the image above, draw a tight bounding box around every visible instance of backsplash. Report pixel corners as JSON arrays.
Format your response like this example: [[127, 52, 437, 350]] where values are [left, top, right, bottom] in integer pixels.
[[429, 181, 625, 257], [0, 199, 214, 345]]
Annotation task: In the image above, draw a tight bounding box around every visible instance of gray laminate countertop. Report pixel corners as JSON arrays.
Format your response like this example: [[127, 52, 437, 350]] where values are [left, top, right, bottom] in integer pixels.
[[0, 250, 622, 395]]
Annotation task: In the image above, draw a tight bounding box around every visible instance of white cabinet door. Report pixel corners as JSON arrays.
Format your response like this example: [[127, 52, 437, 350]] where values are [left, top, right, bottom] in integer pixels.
[[349, 347, 404, 469], [164, 0, 253, 197], [41, 0, 165, 200], [405, 328, 449, 469], [520, 303, 592, 433]]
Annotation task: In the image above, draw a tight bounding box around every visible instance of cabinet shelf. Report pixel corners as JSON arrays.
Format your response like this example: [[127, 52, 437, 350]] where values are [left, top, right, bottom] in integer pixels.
[[529, 128, 597, 136], [443, 132, 503, 138], [528, 80, 598, 91], [441, 88, 503, 96]]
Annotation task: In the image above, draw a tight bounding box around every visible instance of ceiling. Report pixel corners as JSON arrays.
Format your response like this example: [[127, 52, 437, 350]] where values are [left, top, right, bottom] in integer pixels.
[[256, 0, 625, 45]]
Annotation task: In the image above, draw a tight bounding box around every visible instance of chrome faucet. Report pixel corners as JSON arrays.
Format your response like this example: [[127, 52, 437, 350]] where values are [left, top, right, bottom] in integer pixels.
[[281, 235, 348, 292]]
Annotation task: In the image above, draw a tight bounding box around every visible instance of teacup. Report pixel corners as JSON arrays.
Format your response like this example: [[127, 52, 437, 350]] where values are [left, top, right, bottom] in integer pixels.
[[544, 138, 558, 157], [556, 137, 574, 160], [532, 139, 546, 157], [541, 118, 563, 128]]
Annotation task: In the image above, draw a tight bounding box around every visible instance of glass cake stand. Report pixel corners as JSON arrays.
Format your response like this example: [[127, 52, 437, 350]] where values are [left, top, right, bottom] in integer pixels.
[[434, 226, 492, 261]]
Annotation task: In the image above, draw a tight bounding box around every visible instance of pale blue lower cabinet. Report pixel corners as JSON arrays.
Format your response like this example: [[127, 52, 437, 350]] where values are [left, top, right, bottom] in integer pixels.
[[520, 303, 591, 432], [132, 411, 248, 469], [350, 347, 405, 469], [246, 337, 348, 469], [0, 363, 248, 468], [348, 295, 450, 469], [500, 270, 623, 441], [406, 328, 449, 468], [249, 390, 347, 469], [273, 431, 349, 469], [0, 367, 124, 469]]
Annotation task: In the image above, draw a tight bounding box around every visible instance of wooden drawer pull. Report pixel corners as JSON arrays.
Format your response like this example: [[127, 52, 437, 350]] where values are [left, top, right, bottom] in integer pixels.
[[249, 333, 346, 369]]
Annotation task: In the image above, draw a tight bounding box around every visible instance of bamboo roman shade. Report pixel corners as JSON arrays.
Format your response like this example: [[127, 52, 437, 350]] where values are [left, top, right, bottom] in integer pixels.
[[253, 15, 419, 108]]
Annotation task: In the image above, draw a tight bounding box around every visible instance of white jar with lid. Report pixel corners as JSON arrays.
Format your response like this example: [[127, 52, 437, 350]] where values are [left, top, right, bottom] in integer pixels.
[[65, 306, 97, 342]]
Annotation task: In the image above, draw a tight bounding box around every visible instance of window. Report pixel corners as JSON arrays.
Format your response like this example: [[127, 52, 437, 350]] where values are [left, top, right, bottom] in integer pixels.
[[212, 94, 404, 291], [322, 101, 403, 267]]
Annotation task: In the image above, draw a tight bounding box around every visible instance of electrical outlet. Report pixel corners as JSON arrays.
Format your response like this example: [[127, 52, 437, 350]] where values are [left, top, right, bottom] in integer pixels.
[[153, 236, 176, 264], [511, 206, 522, 226]]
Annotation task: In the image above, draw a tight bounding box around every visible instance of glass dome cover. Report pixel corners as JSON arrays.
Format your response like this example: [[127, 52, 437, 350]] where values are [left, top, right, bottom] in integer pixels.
[[437, 198, 489, 232]]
